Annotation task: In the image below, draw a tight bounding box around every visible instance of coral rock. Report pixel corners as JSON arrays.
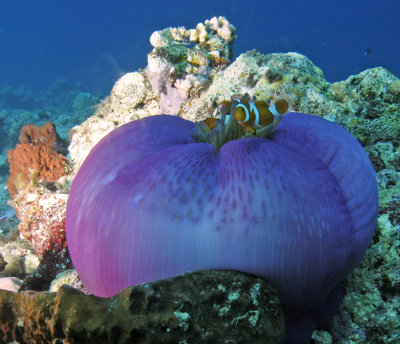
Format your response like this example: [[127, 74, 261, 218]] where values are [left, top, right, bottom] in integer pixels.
[[49, 269, 88, 294], [0, 271, 284, 344], [0, 277, 22, 292], [0, 235, 38, 279], [0, 254, 24, 279], [146, 17, 235, 115], [13, 190, 68, 258], [7, 143, 68, 198], [19, 121, 67, 154]]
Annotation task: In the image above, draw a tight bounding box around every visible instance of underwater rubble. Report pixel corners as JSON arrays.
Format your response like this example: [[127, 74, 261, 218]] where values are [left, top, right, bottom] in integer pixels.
[[0, 16, 399, 343]]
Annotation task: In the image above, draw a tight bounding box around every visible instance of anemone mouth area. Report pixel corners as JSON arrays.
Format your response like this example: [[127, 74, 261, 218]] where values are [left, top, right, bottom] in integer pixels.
[[192, 102, 284, 152]]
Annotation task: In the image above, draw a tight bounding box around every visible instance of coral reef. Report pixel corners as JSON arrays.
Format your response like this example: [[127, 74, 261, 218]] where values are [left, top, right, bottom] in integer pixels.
[[0, 80, 101, 224], [49, 269, 88, 293], [188, 16, 236, 43], [68, 17, 236, 170], [66, 44, 400, 342], [0, 271, 284, 344], [1, 17, 399, 343], [3, 122, 70, 279], [19, 248, 72, 293], [328, 67, 400, 146]]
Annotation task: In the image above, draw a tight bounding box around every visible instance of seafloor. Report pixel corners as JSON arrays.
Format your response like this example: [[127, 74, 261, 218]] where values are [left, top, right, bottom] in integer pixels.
[[0, 17, 399, 344]]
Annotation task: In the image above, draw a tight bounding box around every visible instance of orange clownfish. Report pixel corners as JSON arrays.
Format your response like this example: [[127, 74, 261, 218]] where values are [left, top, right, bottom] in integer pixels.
[[202, 117, 220, 130], [231, 96, 288, 134], [203, 95, 289, 134]]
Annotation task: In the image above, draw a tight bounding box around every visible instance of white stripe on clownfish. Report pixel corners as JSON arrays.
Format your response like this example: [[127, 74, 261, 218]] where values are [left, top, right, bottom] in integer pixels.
[[249, 101, 261, 127], [268, 103, 281, 118], [235, 103, 250, 124], [200, 95, 288, 134], [235, 99, 263, 128]]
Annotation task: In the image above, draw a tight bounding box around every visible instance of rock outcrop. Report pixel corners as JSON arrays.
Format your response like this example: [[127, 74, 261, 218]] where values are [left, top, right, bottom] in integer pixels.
[[0, 271, 284, 344]]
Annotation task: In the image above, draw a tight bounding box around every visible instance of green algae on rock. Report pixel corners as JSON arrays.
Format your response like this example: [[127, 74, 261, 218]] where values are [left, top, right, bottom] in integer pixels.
[[328, 67, 400, 146], [0, 271, 284, 344]]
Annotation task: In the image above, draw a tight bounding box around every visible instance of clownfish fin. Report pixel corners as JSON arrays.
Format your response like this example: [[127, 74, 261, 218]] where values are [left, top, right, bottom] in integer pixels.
[[220, 100, 232, 115], [273, 99, 289, 115], [203, 117, 220, 130]]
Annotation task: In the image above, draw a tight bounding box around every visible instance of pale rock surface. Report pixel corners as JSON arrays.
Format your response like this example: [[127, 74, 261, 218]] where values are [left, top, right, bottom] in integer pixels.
[[0, 276, 22, 292]]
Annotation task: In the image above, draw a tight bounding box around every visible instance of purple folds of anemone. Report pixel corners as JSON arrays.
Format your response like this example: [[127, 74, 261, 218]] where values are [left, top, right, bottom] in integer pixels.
[[66, 113, 378, 339]]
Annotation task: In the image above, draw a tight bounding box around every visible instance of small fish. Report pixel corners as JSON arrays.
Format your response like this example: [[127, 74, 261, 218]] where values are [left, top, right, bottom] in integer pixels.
[[0, 207, 16, 224], [202, 95, 289, 135], [364, 48, 373, 55], [232, 96, 288, 134], [202, 117, 220, 130]]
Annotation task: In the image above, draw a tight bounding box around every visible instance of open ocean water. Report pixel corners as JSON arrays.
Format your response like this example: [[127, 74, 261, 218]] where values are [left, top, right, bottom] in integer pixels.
[[0, 0, 399, 93]]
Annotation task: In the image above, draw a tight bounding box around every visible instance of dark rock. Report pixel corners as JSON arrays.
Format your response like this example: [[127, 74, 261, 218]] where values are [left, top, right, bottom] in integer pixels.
[[0, 254, 5, 272], [19, 250, 72, 292], [0, 270, 284, 343]]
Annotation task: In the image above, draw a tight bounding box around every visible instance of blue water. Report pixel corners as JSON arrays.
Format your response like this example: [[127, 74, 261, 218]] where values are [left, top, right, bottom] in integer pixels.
[[0, 0, 399, 94]]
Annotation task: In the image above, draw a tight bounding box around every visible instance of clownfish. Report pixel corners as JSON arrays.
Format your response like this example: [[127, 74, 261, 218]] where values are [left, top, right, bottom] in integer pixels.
[[231, 96, 288, 134], [203, 95, 289, 134], [202, 117, 220, 130]]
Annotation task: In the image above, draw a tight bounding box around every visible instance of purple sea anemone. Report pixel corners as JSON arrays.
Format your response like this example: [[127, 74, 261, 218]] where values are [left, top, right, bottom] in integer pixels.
[[66, 103, 378, 342]]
